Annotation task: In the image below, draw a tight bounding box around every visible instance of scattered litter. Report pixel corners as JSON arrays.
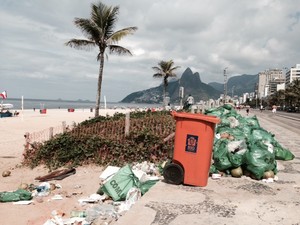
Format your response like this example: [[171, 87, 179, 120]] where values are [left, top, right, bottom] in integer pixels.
[[132, 169, 148, 183], [211, 174, 221, 180], [262, 178, 274, 183], [0, 189, 32, 202], [2, 163, 160, 224], [2, 170, 11, 177], [86, 204, 118, 223], [78, 193, 106, 204], [70, 210, 87, 218], [99, 166, 120, 181], [35, 168, 76, 182], [43, 210, 65, 225], [51, 194, 63, 200], [12, 200, 33, 205], [34, 182, 51, 197], [116, 187, 141, 213]]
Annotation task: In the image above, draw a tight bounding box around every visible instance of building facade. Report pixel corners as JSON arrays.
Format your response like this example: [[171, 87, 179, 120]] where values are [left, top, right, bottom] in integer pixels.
[[258, 69, 284, 98], [285, 64, 300, 86]]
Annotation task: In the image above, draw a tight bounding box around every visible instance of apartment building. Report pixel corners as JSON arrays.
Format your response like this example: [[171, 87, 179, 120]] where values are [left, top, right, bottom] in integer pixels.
[[258, 69, 284, 98], [285, 64, 300, 86]]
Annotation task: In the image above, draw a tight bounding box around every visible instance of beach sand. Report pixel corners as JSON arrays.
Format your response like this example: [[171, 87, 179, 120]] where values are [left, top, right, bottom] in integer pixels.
[[0, 108, 131, 225]]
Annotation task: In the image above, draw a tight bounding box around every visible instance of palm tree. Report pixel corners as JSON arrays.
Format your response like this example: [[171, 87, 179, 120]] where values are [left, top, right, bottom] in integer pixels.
[[152, 60, 180, 104], [285, 79, 300, 107], [65, 2, 137, 117]]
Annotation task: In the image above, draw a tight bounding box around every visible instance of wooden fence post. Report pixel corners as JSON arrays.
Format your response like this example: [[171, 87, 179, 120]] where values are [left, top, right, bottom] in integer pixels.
[[62, 121, 66, 133], [24, 132, 30, 151], [125, 112, 130, 137], [49, 127, 54, 139]]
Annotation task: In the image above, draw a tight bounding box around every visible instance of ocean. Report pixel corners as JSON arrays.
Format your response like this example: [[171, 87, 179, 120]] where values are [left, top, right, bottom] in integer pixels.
[[3, 98, 161, 110]]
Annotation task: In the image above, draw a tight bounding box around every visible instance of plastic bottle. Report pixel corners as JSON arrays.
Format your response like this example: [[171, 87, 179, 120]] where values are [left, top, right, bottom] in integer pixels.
[[70, 210, 87, 218]]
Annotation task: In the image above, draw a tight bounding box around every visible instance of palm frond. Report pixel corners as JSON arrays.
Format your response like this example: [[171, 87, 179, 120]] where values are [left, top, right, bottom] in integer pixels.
[[105, 6, 119, 36], [109, 27, 138, 43], [153, 73, 163, 78], [91, 3, 119, 39], [109, 45, 132, 55], [152, 66, 162, 73], [169, 66, 181, 73], [74, 18, 101, 42], [65, 39, 96, 50]]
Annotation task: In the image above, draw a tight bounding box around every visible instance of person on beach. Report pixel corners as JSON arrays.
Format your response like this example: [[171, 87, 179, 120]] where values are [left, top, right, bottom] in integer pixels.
[[260, 105, 263, 112]]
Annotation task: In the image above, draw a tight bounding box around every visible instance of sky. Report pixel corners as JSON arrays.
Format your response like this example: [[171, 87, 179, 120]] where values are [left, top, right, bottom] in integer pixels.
[[1, 0, 300, 102]]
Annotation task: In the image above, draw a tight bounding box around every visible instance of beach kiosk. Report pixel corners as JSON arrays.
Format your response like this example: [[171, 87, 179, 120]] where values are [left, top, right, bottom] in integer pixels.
[[163, 111, 220, 187]]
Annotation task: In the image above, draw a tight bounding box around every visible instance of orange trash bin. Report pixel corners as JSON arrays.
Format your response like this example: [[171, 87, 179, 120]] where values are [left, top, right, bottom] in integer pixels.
[[163, 111, 220, 187]]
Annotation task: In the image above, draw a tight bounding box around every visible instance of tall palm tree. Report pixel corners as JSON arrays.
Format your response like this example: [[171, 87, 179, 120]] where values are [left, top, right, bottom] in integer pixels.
[[285, 79, 300, 107], [65, 2, 137, 117], [152, 60, 180, 104]]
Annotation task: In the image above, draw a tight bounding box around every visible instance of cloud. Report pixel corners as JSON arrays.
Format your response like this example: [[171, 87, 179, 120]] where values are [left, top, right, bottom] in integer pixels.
[[1, 0, 300, 101]]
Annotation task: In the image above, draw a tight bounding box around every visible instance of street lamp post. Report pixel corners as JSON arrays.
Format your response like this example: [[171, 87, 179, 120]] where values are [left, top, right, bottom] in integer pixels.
[[223, 67, 228, 103], [255, 83, 258, 109]]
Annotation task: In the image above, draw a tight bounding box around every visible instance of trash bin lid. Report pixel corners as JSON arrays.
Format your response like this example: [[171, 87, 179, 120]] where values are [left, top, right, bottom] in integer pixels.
[[172, 111, 220, 124]]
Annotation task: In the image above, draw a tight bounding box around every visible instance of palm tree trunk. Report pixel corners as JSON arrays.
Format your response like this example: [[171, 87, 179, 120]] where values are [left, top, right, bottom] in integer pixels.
[[95, 53, 105, 117], [163, 77, 167, 106], [163, 85, 166, 105]]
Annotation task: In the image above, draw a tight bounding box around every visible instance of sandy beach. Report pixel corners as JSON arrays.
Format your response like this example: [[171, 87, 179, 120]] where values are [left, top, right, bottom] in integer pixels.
[[0, 108, 131, 225]]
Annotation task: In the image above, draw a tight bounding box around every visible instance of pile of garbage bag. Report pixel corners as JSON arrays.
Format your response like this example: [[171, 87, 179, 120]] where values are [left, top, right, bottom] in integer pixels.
[[205, 104, 294, 180]]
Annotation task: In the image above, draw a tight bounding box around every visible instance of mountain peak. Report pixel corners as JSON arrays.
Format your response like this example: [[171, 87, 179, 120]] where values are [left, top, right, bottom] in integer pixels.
[[180, 67, 201, 83], [121, 67, 221, 103]]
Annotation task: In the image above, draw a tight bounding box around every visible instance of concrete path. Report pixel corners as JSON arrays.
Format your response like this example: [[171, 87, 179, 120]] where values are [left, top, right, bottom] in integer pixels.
[[115, 110, 300, 225]]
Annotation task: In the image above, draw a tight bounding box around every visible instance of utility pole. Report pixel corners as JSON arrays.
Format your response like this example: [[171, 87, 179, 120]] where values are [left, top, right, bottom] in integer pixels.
[[223, 67, 228, 103], [255, 83, 258, 109]]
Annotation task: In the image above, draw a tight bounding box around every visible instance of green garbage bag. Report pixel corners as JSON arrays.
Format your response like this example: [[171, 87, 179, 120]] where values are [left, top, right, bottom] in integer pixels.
[[213, 139, 232, 171], [250, 128, 294, 161], [227, 152, 245, 168], [205, 107, 225, 117], [244, 141, 277, 180], [0, 189, 32, 202], [217, 126, 246, 141], [139, 180, 159, 195], [209, 164, 219, 174], [273, 142, 295, 160], [251, 128, 275, 143], [244, 115, 261, 128], [101, 164, 140, 201], [239, 124, 253, 139]]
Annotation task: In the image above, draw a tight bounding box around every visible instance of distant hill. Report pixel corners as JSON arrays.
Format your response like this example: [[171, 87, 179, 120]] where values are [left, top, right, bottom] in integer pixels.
[[121, 68, 259, 104], [121, 68, 221, 104], [209, 74, 259, 96]]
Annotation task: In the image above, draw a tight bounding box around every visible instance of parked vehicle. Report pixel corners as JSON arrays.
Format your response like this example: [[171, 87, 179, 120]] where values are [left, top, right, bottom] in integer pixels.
[[286, 106, 296, 112]]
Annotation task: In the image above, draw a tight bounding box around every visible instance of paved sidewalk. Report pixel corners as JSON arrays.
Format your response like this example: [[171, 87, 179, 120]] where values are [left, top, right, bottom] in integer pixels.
[[115, 111, 300, 225]]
